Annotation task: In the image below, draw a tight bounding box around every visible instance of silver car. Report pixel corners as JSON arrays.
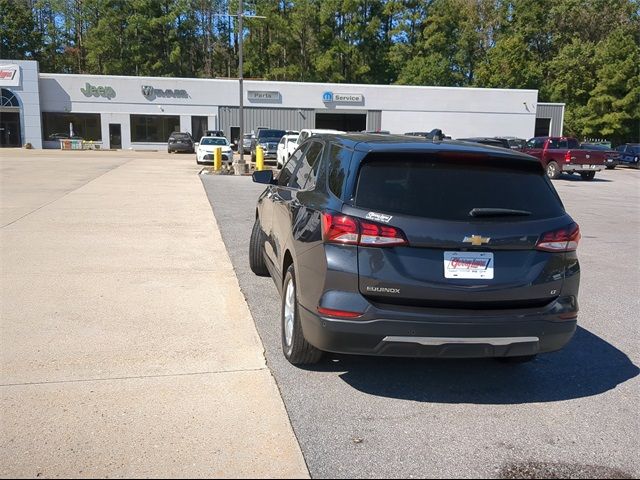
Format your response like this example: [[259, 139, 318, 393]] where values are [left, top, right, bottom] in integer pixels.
[[241, 133, 253, 154]]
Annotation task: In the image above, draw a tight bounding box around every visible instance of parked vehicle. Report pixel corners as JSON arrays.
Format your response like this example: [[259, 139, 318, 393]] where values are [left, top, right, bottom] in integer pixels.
[[277, 134, 299, 168], [522, 136, 607, 180], [496, 137, 527, 150], [458, 137, 510, 149], [196, 136, 233, 164], [251, 129, 287, 162], [48, 133, 83, 140], [615, 143, 640, 169], [293, 129, 345, 149], [241, 133, 253, 154], [404, 129, 448, 140], [581, 143, 620, 169], [168, 132, 195, 153], [250, 134, 580, 365]]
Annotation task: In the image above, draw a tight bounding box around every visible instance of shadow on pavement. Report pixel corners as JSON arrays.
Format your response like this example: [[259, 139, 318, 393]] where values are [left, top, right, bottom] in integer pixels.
[[556, 174, 612, 182], [304, 327, 638, 404]]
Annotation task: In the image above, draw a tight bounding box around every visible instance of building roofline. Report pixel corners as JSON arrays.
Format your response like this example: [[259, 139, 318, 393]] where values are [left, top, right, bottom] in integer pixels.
[[37, 72, 538, 94]]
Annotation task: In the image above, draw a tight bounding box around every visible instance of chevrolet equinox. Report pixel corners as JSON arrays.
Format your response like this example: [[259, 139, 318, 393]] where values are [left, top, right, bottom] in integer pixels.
[[250, 134, 580, 365]]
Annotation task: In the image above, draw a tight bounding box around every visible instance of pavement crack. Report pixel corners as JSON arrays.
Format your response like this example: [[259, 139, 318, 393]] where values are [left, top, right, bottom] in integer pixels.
[[0, 367, 268, 388]]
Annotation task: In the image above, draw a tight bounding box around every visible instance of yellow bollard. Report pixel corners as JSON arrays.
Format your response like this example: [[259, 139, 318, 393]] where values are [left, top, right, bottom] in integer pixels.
[[214, 147, 222, 171], [256, 145, 264, 171]]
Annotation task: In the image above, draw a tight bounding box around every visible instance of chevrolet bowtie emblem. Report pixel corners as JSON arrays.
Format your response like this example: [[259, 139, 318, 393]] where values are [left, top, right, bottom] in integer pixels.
[[463, 235, 491, 246]]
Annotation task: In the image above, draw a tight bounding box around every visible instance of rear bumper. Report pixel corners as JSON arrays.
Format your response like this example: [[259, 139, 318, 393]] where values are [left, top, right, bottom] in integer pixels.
[[562, 164, 605, 172], [299, 304, 577, 358], [169, 143, 193, 152]]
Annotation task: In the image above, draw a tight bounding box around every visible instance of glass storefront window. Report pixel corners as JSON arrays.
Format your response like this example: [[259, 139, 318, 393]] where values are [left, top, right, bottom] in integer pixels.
[[130, 115, 180, 142], [42, 112, 102, 141]]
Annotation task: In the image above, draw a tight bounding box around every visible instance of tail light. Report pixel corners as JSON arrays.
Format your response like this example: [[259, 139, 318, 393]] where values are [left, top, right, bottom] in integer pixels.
[[317, 306, 363, 318], [564, 151, 571, 163], [536, 223, 580, 252], [321, 212, 408, 247]]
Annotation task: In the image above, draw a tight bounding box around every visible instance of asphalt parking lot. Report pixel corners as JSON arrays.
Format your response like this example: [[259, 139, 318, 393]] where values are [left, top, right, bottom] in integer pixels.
[[201, 167, 639, 479]]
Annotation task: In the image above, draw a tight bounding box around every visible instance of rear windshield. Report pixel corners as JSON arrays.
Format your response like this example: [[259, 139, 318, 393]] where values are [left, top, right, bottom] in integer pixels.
[[172, 133, 191, 139], [354, 156, 564, 221]]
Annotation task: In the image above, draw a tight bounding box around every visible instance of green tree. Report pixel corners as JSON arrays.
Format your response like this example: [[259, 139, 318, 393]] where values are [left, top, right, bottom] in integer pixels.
[[582, 28, 640, 143], [0, 0, 41, 59]]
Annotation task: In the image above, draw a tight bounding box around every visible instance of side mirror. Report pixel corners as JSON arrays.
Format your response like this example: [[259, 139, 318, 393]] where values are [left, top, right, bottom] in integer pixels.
[[194, 142, 199, 147], [252, 170, 275, 185]]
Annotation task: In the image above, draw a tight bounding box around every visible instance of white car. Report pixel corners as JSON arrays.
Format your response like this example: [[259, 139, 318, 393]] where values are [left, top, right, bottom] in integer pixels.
[[290, 128, 345, 151], [196, 136, 233, 165], [277, 134, 299, 168]]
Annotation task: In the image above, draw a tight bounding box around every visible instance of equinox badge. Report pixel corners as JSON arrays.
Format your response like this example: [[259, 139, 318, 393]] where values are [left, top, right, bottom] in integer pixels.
[[463, 235, 491, 246]]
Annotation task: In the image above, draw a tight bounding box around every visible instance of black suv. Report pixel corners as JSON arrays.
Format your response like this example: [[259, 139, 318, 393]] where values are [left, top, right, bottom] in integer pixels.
[[250, 134, 580, 365], [167, 132, 194, 153]]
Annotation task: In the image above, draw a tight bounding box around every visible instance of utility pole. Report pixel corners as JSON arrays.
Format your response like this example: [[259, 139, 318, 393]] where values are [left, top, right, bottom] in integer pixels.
[[218, 1, 265, 175], [235, 0, 245, 175]]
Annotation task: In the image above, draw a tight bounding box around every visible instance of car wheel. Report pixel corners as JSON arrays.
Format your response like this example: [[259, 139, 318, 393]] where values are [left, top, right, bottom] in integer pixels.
[[249, 219, 269, 277], [497, 355, 537, 364], [281, 264, 323, 365], [606, 165, 616, 170], [634, 158, 640, 169], [546, 161, 560, 179], [580, 171, 596, 181]]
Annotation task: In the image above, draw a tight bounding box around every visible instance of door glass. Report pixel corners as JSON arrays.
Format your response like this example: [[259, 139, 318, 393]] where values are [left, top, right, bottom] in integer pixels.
[[278, 144, 308, 187], [290, 141, 323, 190]]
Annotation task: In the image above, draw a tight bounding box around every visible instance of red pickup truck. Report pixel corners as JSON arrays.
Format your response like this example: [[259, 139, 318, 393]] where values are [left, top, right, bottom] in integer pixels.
[[522, 136, 607, 180]]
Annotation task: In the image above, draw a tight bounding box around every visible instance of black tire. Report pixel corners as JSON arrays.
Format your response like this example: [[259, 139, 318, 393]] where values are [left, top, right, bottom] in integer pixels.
[[606, 165, 616, 170], [580, 171, 596, 181], [281, 264, 323, 365], [497, 355, 537, 364], [546, 161, 560, 179], [249, 219, 269, 277]]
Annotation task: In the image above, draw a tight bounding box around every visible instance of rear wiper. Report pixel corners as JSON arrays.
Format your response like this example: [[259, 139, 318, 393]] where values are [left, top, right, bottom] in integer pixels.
[[469, 208, 532, 217]]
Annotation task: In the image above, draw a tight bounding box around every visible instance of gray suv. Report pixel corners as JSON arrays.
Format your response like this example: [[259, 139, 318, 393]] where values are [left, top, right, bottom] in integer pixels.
[[250, 134, 581, 365], [251, 129, 286, 162]]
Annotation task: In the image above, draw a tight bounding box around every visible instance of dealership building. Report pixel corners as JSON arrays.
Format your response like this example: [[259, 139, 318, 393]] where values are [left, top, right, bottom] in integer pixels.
[[1, 59, 564, 150]]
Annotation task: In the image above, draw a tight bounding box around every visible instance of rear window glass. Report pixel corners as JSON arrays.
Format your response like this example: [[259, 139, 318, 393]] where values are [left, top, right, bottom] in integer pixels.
[[354, 156, 564, 221]]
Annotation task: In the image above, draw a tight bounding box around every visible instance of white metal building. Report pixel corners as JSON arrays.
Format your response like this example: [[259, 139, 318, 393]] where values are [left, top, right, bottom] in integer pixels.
[[1, 59, 564, 150]]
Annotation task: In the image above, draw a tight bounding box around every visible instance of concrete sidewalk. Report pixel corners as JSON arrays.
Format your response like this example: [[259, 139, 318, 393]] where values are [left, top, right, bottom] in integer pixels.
[[0, 150, 308, 478]]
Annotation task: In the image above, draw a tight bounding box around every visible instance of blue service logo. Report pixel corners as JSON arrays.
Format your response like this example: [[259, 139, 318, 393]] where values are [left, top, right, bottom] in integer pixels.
[[322, 91, 334, 102]]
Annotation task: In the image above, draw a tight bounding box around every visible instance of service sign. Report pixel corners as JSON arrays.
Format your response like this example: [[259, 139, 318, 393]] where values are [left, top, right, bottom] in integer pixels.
[[322, 91, 364, 104], [0, 65, 21, 87]]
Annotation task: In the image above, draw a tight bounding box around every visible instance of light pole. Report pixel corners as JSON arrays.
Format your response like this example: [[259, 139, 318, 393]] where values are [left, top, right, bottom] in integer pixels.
[[222, 0, 265, 175]]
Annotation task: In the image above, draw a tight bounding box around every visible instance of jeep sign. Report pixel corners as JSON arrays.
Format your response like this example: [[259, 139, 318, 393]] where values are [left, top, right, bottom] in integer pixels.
[[81, 82, 116, 99]]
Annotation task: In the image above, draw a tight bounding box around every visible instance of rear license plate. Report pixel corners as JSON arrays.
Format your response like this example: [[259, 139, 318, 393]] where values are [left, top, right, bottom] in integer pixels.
[[581, 164, 597, 169], [444, 252, 494, 279]]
